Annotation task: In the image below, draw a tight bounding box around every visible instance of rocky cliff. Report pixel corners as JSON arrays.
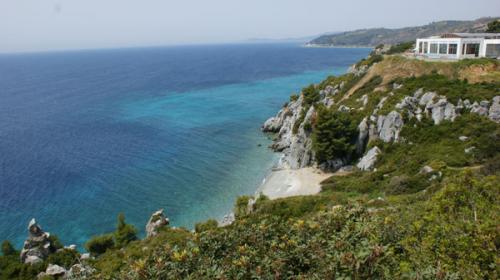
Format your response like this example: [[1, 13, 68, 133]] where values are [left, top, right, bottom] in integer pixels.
[[263, 51, 500, 172]]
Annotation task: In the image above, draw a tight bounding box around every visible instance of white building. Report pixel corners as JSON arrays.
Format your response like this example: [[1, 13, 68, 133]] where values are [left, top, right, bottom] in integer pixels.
[[415, 33, 500, 59]]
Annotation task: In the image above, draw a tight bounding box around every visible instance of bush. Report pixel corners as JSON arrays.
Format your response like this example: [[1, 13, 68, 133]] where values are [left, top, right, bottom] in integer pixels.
[[486, 19, 500, 32], [114, 213, 138, 248], [46, 249, 80, 269], [85, 234, 115, 256], [1, 241, 16, 256], [195, 219, 218, 233], [385, 41, 414, 54], [234, 196, 251, 219]]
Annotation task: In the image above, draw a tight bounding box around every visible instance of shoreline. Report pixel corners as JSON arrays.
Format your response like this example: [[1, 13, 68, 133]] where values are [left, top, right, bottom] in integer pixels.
[[255, 158, 331, 199]]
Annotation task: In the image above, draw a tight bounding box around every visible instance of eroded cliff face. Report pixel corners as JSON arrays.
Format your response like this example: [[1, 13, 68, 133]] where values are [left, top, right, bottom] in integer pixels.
[[262, 55, 500, 172]]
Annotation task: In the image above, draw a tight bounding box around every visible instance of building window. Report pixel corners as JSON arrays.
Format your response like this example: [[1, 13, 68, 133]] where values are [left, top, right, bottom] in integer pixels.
[[465, 43, 480, 56], [430, 43, 438, 54], [448, 44, 457, 54], [462, 44, 466, 55], [419, 42, 423, 53], [424, 42, 428, 54], [439, 44, 448, 54]]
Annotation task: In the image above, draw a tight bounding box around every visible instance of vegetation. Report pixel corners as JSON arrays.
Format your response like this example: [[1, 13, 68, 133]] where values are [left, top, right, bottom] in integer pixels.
[[312, 109, 358, 164], [85, 234, 115, 257], [308, 17, 497, 46], [486, 19, 500, 32], [385, 41, 414, 54]]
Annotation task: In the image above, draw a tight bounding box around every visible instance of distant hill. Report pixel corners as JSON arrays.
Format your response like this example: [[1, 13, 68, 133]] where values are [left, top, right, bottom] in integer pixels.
[[308, 17, 499, 47]]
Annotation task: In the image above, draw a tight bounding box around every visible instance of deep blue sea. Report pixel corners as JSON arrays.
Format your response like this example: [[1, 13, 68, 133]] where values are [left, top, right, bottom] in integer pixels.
[[0, 43, 369, 248]]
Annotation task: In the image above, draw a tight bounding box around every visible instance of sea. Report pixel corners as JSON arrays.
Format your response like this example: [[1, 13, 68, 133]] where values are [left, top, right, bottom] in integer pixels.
[[0, 43, 370, 248]]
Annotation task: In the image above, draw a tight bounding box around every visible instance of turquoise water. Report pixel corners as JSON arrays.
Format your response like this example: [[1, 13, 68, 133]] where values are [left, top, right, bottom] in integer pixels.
[[0, 44, 370, 248]]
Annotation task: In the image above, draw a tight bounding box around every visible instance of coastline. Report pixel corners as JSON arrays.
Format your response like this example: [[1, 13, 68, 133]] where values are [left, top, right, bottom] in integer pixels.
[[255, 155, 331, 199], [257, 167, 331, 199]]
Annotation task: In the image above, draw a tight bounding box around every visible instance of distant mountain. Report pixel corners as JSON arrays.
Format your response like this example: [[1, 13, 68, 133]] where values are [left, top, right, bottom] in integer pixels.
[[308, 17, 499, 47]]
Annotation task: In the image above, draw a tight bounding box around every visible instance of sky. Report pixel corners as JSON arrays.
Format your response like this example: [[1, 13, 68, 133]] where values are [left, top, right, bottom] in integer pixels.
[[0, 0, 499, 53]]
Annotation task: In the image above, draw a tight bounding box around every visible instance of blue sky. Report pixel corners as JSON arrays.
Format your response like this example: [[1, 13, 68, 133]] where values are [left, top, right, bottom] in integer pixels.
[[1, 0, 498, 53]]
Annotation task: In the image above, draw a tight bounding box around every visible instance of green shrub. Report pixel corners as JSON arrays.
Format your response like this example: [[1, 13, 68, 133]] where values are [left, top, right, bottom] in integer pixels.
[[385, 41, 414, 54], [486, 19, 500, 32], [1, 241, 16, 256], [85, 234, 115, 256], [195, 219, 218, 233], [46, 249, 80, 269], [114, 213, 138, 248], [234, 196, 251, 219]]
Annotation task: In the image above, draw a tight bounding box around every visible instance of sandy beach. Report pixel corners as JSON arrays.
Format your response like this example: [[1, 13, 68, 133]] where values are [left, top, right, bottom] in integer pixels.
[[257, 167, 331, 199]]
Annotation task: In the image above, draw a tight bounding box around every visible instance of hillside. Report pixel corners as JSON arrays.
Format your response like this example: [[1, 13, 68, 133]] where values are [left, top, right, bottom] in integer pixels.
[[308, 17, 498, 47], [1, 50, 499, 279]]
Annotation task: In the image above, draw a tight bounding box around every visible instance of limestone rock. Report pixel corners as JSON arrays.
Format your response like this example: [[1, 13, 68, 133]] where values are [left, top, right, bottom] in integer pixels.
[[67, 264, 96, 279], [419, 165, 434, 174], [20, 219, 56, 264], [356, 117, 369, 154], [145, 209, 169, 238], [45, 264, 66, 277], [419, 92, 437, 107], [338, 105, 351, 112], [459, 136, 469, 142], [470, 101, 489, 116], [319, 158, 345, 172], [377, 111, 404, 142], [465, 146, 476, 154], [488, 96, 500, 122], [220, 213, 235, 227], [357, 147, 381, 171]]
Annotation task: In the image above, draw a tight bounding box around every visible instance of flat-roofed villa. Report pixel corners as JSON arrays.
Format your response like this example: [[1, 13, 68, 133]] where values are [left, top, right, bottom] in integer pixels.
[[415, 33, 500, 59]]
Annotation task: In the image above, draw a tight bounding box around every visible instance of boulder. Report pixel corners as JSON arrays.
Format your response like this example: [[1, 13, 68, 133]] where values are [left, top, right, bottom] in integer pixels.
[[419, 91, 437, 107], [357, 147, 381, 171], [45, 264, 67, 277], [145, 209, 169, 238], [319, 158, 345, 172], [459, 136, 469, 142], [377, 111, 404, 142], [356, 117, 369, 154], [338, 105, 351, 112], [419, 165, 434, 174], [67, 264, 96, 279], [470, 101, 488, 116], [20, 219, 56, 264], [488, 96, 500, 122], [220, 213, 235, 227], [465, 146, 476, 154]]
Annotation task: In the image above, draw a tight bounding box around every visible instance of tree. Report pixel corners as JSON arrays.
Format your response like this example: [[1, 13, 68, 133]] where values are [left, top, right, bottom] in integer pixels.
[[486, 20, 500, 33], [312, 109, 358, 164], [85, 234, 115, 256], [1, 240, 16, 256], [114, 213, 137, 248]]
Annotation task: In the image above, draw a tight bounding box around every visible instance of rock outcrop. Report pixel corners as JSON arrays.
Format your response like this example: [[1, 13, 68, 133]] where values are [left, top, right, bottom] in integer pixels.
[[357, 147, 381, 171], [145, 209, 169, 238], [263, 95, 315, 169], [376, 111, 404, 142], [489, 96, 500, 122], [20, 219, 57, 264]]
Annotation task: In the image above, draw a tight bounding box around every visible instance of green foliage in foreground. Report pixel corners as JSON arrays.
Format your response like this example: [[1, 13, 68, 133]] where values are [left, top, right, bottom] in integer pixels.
[[87, 171, 498, 280], [85, 213, 138, 257]]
